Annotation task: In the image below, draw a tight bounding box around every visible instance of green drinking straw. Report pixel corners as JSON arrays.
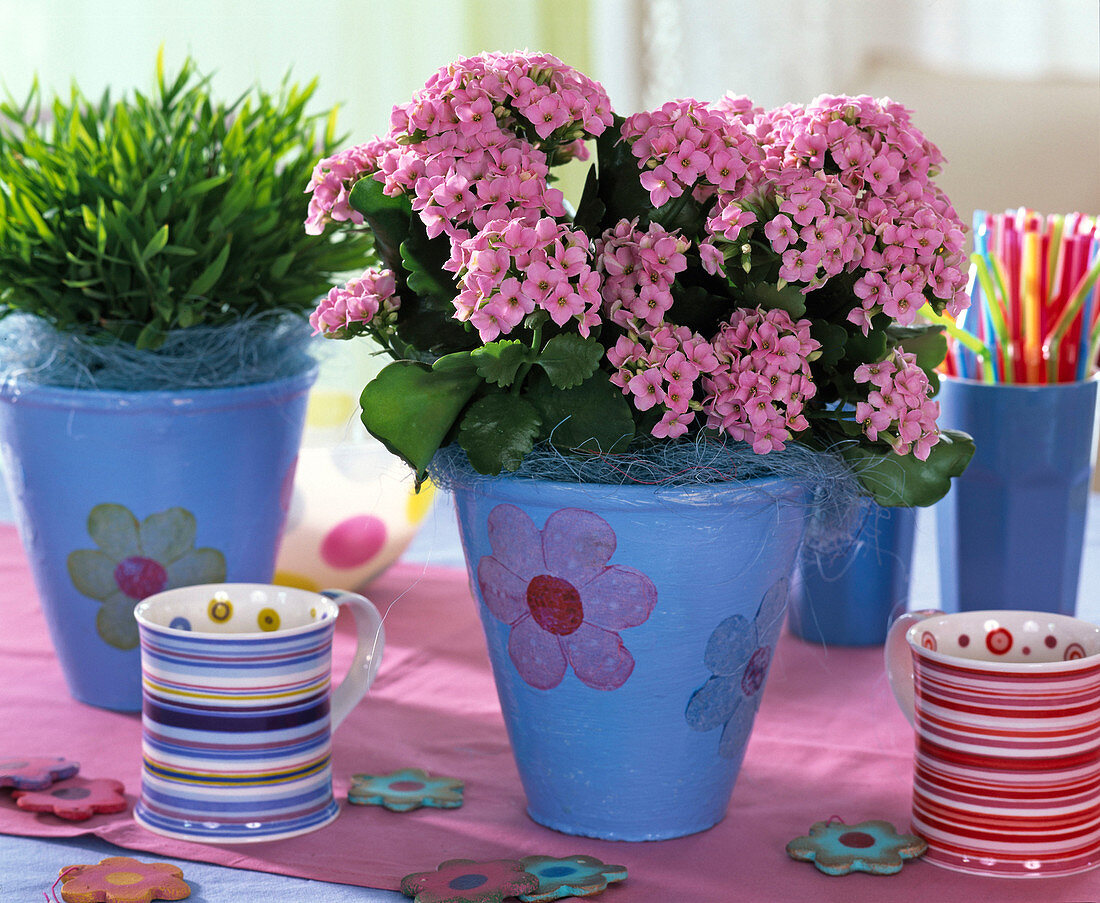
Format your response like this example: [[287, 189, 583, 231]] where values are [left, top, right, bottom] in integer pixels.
[[920, 303, 995, 382], [1046, 214, 1065, 304], [1044, 256, 1100, 383], [970, 252, 1012, 382]]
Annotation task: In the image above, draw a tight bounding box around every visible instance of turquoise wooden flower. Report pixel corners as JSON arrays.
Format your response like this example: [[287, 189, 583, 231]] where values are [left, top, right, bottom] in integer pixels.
[[517, 855, 628, 902], [786, 819, 927, 875], [400, 859, 538, 903], [349, 768, 464, 812]]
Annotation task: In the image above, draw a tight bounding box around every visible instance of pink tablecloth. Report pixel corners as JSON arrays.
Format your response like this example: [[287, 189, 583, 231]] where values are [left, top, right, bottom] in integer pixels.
[[0, 524, 1095, 901]]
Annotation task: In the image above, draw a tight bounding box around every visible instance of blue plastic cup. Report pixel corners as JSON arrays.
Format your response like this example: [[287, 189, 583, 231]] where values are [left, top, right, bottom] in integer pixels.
[[934, 375, 1099, 615], [788, 499, 916, 646]]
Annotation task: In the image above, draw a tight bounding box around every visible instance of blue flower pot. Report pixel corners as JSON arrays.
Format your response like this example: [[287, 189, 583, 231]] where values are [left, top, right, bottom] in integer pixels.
[[787, 499, 916, 646], [0, 368, 317, 711], [452, 472, 806, 840]]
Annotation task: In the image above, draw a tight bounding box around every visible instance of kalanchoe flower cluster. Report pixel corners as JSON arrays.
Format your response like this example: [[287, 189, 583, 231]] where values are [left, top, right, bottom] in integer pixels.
[[854, 349, 941, 460], [449, 217, 601, 341], [597, 219, 690, 328], [599, 219, 715, 439], [621, 99, 764, 275], [309, 267, 399, 339], [751, 95, 969, 330], [701, 308, 821, 453], [304, 138, 395, 235], [377, 50, 613, 241]]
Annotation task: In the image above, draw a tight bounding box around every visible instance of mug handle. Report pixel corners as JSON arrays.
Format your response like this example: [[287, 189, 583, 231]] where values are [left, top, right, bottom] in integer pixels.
[[884, 609, 941, 727], [321, 590, 386, 731]]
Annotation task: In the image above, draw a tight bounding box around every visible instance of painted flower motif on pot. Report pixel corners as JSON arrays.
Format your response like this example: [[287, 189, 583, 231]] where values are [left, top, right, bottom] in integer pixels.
[[685, 578, 790, 757], [67, 504, 226, 650], [477, 504, 657, 691]]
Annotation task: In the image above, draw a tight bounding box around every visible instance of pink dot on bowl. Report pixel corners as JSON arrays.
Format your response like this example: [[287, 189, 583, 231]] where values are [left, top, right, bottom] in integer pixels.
[[320, 515, 387, 569]]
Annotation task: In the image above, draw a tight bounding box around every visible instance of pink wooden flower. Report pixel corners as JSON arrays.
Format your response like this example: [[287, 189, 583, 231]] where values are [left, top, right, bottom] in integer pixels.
[[58, 856, 190, 903], [13, 776, 126, 821]]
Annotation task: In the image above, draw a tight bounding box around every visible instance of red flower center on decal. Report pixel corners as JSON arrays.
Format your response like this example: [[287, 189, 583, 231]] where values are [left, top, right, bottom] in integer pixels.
[[113, 556, 168, 599], [526, 574, 584, 636], [741, 646, 772, 696]]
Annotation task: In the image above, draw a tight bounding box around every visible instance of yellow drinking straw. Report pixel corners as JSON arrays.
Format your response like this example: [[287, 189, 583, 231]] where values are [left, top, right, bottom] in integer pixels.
[[1021, 229, 1042, 382]]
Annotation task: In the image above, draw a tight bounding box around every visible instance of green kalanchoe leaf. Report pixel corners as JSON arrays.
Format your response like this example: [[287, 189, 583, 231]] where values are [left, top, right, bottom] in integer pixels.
[[810, 321, 848, 369], [843, 428, 976, 507], [535, 334, 604, 389], [359, 360, 482, 486], [844, 327, 888, 365], [457, 394, 542, 475], [526, 370, 635, 454], [737, 280, 807, 318], [348, 176, 413, 275], [886, 323, 949, 374], [471, 340, 530, 387], [400, 236, 454, 307]]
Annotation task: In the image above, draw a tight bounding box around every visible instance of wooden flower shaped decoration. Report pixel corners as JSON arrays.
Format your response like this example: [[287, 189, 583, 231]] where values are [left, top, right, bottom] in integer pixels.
[[349, 767, 464, 812], [518, 855, 628, 901], [12, 777, 126, 821], [0, 755, 79, 790], [58, 856, 190, 903], [400, 858, 539, 903], [786, 818, 926, 876]]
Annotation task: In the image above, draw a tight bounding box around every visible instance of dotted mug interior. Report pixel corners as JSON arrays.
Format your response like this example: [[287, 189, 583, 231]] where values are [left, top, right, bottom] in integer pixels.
[[134, 583, 337, 635], [908, 610, 1100, 665]]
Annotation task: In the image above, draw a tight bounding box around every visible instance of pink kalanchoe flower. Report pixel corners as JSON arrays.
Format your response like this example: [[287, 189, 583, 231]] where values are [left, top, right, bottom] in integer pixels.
[[853, 348, 940, 459], [309, 268, 399, 338], [701, 307, 820, 453], [453, 217, 602, 340]]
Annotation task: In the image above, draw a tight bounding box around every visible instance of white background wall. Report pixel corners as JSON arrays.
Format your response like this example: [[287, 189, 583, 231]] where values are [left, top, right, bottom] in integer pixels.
[[4, 0, 1096, 223]]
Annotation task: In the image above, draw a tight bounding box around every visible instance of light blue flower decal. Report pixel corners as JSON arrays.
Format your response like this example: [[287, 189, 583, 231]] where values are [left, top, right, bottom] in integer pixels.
[[685, 578, 789, 757], [67, 503, 226, 649]]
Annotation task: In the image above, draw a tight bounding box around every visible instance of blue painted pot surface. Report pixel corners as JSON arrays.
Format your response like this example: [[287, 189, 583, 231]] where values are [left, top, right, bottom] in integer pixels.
[[0, 367, 317, 711], [788, 499, 916, 647], [934, 376, 1099, 616], [452, 473, 807, 840]]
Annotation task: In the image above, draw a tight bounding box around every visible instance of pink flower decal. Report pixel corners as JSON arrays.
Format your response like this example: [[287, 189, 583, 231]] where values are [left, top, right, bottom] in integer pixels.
[[477, 505, 657, 691]]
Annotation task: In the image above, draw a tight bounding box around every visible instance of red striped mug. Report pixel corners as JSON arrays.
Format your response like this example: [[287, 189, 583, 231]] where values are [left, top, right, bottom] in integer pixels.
[[886, 609, 1100, 878]]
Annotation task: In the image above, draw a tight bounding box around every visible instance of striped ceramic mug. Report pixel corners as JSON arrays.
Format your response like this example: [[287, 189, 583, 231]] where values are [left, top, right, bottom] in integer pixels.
[[886, 609, 1100, 878], [133, 583, 384, 843]]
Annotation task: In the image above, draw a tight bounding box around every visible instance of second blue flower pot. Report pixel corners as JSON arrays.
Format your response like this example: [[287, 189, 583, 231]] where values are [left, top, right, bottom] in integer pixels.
[[0, 368, 316, 711]]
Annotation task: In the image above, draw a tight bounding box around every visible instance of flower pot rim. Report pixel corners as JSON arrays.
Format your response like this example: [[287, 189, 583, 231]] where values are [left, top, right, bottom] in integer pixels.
[[0, 363, 319, 413], [448, 468, 809, 512], [939, 373, 1100, 391]]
